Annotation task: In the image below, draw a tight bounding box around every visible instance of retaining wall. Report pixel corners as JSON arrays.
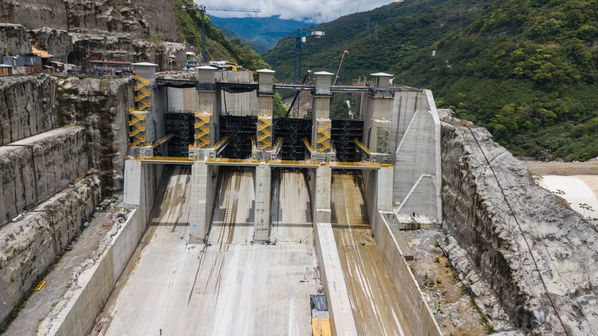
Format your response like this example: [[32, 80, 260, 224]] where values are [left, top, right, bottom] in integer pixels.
[[372, 211, 442, 336], [40, 208, 142, 336], [40, 162, 163, 335], [0, 175, 101, 325]]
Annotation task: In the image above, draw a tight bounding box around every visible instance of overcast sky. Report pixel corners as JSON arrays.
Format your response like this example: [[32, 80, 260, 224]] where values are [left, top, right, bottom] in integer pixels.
[[196, 0, 394, 23]]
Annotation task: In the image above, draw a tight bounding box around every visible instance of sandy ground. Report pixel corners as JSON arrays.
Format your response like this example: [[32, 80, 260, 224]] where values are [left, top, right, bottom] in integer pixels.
[[524, 160, 598, 175], [539, 175, 598, 220], [330, 173, 412, 336], [5, 198, 119, 336], [99, 168, 319, 336]]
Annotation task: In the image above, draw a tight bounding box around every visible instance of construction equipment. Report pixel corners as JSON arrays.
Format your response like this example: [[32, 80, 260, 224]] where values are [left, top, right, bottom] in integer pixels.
[[285, 70, 311, 118], [182, 4, 261, 64], [263, 29, 325, 83], [334, 50, 349, 85]]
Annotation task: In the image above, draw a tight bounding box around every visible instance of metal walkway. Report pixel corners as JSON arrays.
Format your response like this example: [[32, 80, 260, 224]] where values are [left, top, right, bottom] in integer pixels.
[[129, 156, 391, 170]]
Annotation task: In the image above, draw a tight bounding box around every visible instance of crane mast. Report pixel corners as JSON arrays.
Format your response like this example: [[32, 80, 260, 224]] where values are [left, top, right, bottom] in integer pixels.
[[182, 4, 261, 64]]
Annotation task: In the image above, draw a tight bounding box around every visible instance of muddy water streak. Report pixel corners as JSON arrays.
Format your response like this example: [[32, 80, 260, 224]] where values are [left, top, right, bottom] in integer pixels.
[[331, 173, 412, 336]]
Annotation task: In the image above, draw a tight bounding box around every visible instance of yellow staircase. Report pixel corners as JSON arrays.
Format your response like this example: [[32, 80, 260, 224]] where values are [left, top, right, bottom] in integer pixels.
[[132, 75, 152, 111], [316, 123, 331, 152], [193, 111, 211, 148], [257, 114, 272, 150]]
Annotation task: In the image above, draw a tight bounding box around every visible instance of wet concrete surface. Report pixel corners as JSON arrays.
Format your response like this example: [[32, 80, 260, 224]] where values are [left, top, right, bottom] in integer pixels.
[[330, 173, 412, 336], [99, 168, 320, 336]]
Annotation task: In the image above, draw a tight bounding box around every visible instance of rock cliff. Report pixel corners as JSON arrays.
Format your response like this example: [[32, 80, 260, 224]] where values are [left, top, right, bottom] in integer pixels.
[[0, 75, 57, 146], [0, 0, 185, 70], [0, 0, 68, 30], [0, 74, 133, 326], [441, 121, 598, 335], [57, 77, 132, 193], [0, 23, 30, 56], [0, 126, 88, 226]]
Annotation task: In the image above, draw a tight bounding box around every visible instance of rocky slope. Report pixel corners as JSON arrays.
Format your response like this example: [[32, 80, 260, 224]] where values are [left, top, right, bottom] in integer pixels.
[[0, 0, 185, 70], [0, 23, 30, 56], [441, 121, 598, 335], [0, 126, 88, 226], [0, 73, 133, 326]]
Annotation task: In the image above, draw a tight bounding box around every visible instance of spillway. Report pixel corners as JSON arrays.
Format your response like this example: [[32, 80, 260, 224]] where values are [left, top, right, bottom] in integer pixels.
[[331, 173, 412, 336], [99, 168, 319, 336]]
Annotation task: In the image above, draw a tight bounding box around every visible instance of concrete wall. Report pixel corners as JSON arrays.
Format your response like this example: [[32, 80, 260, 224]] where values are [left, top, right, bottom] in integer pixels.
[[188, 162, 218, 243], [167, 87, 199, 113], [310, 166, 358, 336], [392, 89, 442, 223], [41, 208, 143, 336], [313, 222, 358, 336], [217, 70, 258, 117], [372, 212, 442, 336]]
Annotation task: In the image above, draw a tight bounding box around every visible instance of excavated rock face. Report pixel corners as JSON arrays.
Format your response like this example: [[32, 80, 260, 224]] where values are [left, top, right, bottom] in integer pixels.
[[57, 77, 133, 193], [0, 0, 68, 30], [441, 122, 598, 335], [137, 0, 179, 42], [65, 0, 150, 36], [0, 126, 88, 226], [0, 175, 101, 324], [0, 0, 184, 70], [30, 27, 73, 63], [0, 75, 57, 146], [0, 23, 31, 56]]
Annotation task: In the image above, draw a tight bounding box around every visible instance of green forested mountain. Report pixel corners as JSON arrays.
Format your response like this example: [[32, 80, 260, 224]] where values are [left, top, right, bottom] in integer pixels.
[[175, 0, 269, 70], [265, 0, 598, 161]]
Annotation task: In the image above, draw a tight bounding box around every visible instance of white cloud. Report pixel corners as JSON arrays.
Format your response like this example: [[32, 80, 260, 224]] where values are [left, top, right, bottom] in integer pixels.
[[195, 0, 394, 23]]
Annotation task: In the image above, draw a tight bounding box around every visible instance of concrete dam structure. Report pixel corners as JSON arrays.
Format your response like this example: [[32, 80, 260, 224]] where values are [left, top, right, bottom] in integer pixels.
[[113, 64, 443, 335], [1, 66, 597, 336]]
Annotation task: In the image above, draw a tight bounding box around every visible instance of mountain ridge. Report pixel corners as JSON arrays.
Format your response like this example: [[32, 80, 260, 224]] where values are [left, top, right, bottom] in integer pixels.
[[265, 0, 598, 161]]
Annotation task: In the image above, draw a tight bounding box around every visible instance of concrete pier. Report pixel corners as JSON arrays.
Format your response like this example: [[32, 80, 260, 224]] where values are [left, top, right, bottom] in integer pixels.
[[311, 72, 335, 161], [253, 162, 271, 242], [188, 161, 218, 243]]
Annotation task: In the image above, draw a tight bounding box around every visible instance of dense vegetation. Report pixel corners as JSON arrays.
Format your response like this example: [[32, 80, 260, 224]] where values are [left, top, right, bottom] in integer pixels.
[[265, 0, 598, 161]]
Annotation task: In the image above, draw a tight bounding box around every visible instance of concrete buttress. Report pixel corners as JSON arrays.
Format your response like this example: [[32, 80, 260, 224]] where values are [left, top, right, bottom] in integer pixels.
[[188, 161, 217, 243], [253, 163, 271, 241]]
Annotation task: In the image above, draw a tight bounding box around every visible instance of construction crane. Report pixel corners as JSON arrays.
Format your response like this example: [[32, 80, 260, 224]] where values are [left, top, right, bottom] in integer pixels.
[[182, 5, 261, 64], [263, 29, 325, 83]]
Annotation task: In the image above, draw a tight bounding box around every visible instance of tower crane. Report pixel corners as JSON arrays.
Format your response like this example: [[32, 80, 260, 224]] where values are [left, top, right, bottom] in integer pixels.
[[182, 4, 262, 63], [263, 29, 325, 83]]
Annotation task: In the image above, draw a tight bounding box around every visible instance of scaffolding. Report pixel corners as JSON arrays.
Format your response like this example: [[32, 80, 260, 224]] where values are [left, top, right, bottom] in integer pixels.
[[315, 118, 332, 152], [165, 113, 194, 157], [331, 119, 363, 162]]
